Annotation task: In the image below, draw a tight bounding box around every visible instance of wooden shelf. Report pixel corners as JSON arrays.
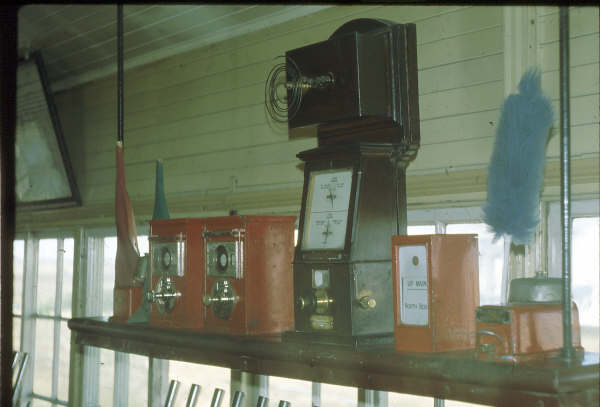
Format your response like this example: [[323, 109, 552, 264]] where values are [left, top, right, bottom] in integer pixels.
[[69, 317, 599, 407]]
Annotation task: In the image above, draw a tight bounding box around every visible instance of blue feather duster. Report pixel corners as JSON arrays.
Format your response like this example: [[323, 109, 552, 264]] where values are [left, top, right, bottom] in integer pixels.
[[483, 68, 554, 245]]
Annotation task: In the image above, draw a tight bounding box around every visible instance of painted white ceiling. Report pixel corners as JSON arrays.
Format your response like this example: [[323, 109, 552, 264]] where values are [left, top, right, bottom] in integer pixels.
[[18, 4, 329, 92]]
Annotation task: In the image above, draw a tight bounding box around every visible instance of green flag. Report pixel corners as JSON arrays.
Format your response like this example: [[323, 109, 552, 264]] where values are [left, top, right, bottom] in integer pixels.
[[153, 159, 170, 220], [128, 160, 170, 323]]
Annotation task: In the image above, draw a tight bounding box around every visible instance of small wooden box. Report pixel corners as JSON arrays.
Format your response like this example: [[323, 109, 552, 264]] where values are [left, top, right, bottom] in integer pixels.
[[392, 234, 479, 352], [202, 215, 296, 336]]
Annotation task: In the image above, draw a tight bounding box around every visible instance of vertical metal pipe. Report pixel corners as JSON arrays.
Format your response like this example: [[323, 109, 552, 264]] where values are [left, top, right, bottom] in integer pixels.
[[185, 384, 201, 407], [231, 390, 245, 407], [311, 382, 321, 407], [117, 4, 124, 144], [278, 401, 291, 407], [256, 395, 269, 407], [211, 388, 225, 407], [434, 398, 445, 407], [163, 380, 180, 407], [559, 6, 575, 361]]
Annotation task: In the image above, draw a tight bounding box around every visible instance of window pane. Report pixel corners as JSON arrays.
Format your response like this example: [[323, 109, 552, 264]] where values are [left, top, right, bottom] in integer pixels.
[[269, 376, 312, 405], [169, 361, 230, 407], [407, 225, 436, 235], [446, 400, 492, 407], [103, 237, 117, 317], [33, 319, 54, 396], [446, 223, 504, 306], [138, 235, 149, 256], [129, 354, 148, 406], [13, 316, 21, 352], [61, 238, 74, 318], [389, 392, 433, 406], [572, 217, 600, 353], [57, 321, 71, 401], [99, 349, 115, 407], [37, 239, 57, 316], [30, 399, 53, 407], [321, 383, 357, 406], [13, 239, 24, 314]]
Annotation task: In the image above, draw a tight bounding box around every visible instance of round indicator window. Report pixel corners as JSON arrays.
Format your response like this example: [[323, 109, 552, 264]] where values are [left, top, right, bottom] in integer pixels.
[[216, 245, 228, 272]]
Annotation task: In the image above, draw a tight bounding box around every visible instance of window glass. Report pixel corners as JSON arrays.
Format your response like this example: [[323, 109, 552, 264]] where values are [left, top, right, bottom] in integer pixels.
[[103, 237, 117, 317], [388, 392, 433, 406], [320, 383, 357, 407], [446, 223, 504, 306], [99, 349, 115, 407], [138, 235, 149, 255], [407, 225, 436, 235], [30, 400, 53, 407], [37, 239, 57, 316], [61, 238, 74, 318], [57, 321, 71, 401], [13, 316, 21, 352], [13, 239, 24, 315], [33, 319, 54, 396], [446, 400, 492, 407], [269, 376, 312, 406], [129, 354, 149, 406], [169, 361, 230, 407], [572, 217, 599, 353]]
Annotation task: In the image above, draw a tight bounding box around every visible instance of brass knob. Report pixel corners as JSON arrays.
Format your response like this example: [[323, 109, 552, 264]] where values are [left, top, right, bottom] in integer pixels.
[[358, 296, 376, 309], [203, 294, 213, 307], [296, 296, 307, 310], [314, 289, 333, 314]]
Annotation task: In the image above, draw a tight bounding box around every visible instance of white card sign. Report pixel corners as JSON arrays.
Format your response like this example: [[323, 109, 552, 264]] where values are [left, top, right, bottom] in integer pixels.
[[398, 245, 429, 326]]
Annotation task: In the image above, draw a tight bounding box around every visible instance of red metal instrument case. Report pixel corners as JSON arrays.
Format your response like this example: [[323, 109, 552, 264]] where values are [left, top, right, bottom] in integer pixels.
[[202, 215, 296, 336], [392, 234, 479, 353]]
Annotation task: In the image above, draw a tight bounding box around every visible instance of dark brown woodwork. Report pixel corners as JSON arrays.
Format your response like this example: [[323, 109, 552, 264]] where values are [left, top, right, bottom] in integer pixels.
[[69, 317, 600, 407], [285, 19, 420, 154], [292, 143, 409, 346]]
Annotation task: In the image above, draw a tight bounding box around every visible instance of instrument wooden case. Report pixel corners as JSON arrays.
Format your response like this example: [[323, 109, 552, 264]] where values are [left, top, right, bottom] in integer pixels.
[[148, 218, 205, 331], [285, 19, 419, 150], [475, 303, 583, 362], [201, 215, 296, 336], [289, 143, 408, 347], [392, 234, 479, 352]]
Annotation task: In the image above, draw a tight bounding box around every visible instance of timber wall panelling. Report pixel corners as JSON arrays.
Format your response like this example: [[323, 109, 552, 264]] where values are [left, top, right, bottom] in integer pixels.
[[16, 5, 599, 231]]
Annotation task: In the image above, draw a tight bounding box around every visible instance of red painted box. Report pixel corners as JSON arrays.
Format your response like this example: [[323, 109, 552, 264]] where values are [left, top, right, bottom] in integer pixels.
[[392, 234, 479, 352]]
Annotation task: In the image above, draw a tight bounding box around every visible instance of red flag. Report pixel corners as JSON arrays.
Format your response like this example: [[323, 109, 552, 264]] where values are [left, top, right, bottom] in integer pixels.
[[115, 140, 139, 287]]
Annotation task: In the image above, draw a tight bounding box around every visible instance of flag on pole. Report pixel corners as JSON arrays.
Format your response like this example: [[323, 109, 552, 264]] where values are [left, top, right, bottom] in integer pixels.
[[128, 159, 170, 323], [152, 159, 170, 220], [115, 140, 140, 287]]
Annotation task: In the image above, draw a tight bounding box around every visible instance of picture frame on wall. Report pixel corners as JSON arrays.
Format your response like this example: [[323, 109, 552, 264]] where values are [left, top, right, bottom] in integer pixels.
[[16, 51, 80, 209]]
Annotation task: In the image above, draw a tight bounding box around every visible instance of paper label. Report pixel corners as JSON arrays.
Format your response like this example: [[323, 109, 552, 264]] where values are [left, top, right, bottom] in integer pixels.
[[398, 245, 429, 326]]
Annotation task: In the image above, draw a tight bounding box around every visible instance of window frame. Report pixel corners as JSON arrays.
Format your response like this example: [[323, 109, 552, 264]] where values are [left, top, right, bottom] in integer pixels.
[[13, 231, 74, 407]]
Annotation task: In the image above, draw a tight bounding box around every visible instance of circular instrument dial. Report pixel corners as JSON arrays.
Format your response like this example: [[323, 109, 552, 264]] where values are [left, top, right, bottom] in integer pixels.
[[302, 169, 352, 250], [209, 279, 237, 320], [161, 248, 173, 268], [216, 245, 228, 272]]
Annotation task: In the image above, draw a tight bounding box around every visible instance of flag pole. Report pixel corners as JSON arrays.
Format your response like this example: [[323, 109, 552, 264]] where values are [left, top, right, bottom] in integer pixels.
[[117, 4, 124, 144]]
